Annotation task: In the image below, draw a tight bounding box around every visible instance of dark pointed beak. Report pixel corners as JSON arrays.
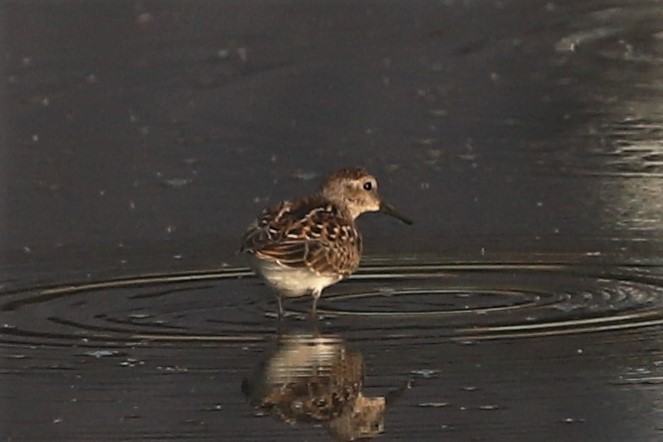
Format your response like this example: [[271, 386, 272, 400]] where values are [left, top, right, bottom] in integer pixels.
[[380, 201, 413, 225]]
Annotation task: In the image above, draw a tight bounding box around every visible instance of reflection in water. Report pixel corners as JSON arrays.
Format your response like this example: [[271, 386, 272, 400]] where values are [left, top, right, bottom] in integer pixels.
[[551, 2, 663, 247], [4, 1, 663, 440], [242, 331, 408, 441], [545, 1, 663, 179], [1, 263, 662, 346]]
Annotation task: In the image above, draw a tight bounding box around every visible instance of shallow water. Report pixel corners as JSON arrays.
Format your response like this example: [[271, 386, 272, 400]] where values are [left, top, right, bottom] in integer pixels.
[[2, 0, 663, 440], [2, 260, 662, 441]]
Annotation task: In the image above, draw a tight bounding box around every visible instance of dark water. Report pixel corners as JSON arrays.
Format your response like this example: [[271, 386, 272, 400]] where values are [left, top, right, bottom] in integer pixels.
[[2, 0, 663, 440]]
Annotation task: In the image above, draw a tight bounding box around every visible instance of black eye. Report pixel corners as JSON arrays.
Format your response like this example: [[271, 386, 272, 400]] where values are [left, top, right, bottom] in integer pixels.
[[363, 181, 372, 191]]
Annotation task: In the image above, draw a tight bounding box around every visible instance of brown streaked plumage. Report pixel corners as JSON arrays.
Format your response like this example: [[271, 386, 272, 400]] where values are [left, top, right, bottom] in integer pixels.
[[240, 167, 412, 319]]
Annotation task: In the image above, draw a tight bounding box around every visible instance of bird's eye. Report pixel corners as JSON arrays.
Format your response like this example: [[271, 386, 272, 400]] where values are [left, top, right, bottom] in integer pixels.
[[363, 181, 372, 191]]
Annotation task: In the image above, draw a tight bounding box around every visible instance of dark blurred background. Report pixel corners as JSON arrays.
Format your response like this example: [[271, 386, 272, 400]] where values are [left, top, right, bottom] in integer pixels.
[[1, 1, 663, 441], [3, 0, 663, 283]]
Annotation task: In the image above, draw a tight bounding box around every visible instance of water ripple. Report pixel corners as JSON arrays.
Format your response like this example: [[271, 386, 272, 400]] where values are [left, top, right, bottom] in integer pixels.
[[1, 262, 662, 347]]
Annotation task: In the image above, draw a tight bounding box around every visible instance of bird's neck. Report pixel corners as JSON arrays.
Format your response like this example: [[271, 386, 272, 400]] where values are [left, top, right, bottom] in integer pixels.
[[320, 193, 360, 220]]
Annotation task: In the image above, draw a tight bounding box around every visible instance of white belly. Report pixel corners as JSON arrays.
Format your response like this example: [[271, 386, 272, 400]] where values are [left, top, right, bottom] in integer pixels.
[[250, 259, 341, 297]]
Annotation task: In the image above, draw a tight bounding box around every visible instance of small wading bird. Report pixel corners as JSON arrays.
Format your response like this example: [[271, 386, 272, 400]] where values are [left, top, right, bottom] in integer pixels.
[[240, 168, 412, 319]]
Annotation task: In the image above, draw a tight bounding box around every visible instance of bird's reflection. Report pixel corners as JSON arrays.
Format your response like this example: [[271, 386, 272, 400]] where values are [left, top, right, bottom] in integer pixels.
[[242, 329, 409, 441]]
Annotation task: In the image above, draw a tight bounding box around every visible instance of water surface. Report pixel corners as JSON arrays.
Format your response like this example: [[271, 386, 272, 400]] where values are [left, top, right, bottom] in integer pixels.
[[1, 0, 663, 440]]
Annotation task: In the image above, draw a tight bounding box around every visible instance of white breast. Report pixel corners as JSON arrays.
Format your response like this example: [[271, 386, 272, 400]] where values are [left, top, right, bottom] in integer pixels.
[[250, 259, 342, 297]]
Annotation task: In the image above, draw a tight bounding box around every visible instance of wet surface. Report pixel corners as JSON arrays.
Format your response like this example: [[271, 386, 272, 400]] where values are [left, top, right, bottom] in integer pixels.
[[2, 0, 663, 440], [1, 262, 662, 440]]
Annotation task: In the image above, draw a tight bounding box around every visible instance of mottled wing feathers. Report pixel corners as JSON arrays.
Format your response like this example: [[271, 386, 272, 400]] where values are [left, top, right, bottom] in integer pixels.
[[241, 195, 361, 276], [306, 238, 362, 276]]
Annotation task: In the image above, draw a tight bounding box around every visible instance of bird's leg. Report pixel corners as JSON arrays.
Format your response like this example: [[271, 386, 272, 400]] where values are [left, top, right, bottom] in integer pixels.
[[309, 289, 322, 321], [276, 295, 284, 320]]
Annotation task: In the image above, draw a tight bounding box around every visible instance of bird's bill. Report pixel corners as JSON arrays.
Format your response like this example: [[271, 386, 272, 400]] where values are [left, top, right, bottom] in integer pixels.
[[380, 201, 413, 225]]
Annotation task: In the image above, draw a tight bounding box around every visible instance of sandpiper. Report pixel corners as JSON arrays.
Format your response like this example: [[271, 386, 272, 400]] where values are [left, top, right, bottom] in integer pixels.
[[240, 167, 412, 319]]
